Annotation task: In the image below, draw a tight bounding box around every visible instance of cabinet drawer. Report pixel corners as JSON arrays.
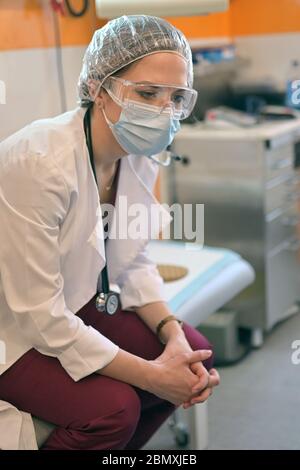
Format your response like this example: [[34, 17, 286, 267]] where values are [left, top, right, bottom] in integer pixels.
[[266, 204, 299, 250], [265, 144, 294, 180], [266, 238, 300, 328], [265, 174, 299, 212]]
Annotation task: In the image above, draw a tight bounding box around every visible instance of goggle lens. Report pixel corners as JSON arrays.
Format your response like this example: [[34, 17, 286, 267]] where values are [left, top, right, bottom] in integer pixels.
[[103, 77, 197, 120]]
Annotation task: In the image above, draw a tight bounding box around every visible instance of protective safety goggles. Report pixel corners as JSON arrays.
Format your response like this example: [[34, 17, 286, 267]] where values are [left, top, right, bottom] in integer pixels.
[[102, 76, 198, 120]]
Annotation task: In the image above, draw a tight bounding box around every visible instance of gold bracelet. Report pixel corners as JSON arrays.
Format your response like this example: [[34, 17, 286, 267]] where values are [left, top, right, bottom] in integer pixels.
[[156, 315, 183, 345]]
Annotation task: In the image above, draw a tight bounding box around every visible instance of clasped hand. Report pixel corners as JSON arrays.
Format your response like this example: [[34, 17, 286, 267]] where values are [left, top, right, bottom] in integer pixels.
[[155, 337, 220, 409]]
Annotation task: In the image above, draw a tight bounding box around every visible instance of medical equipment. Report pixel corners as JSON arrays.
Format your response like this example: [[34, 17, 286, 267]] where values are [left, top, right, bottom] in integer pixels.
[[50, 0, 90, 17], [172, 119, 300, 345], [149, 145, 183, 167], [205, 106, 258, 127], [95, 0, 229, 18], [198, 309, 249, 365], [83, 106, 120, 315], [65, 0, 89, 17]]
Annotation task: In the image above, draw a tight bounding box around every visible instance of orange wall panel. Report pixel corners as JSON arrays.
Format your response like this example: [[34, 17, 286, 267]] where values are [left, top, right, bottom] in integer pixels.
[[0, 0, 53, 50], [0, 0, 107, 51], [1, 1, 300, 52], [0, 1, 231, 52], [230, 0, 300, 36], [166, 11, 231, 39]]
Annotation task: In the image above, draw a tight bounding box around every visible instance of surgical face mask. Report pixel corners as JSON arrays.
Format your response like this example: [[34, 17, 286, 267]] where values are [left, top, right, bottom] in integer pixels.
[[102, 100, 181, 160]]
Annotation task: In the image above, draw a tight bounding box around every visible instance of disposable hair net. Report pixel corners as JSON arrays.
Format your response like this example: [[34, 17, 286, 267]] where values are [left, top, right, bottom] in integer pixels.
[[78, 15, 193, 107]]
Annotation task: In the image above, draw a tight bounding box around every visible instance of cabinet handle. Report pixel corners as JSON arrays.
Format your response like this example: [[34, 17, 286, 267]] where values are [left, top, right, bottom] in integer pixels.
[[284, 238, 300, 251], [270, 158, 291, 171], [285, 175, 300, 186], [285, 192, 300, 202], [281, 216, 300, 226]]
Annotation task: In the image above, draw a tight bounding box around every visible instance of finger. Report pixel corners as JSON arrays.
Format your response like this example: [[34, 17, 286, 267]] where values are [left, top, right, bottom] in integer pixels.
[[207, 369, 220, 388], [181, 374, 206, 408], [190, 361, 207, 376], [209, 368, 220, 378], [207, 377, 219, 389], [182, 402, 192, 410], [186, 350, 212, 364], [191, 374, 209, 393], [183, 387, 213, 409], [191, 368, 220, 391], [191, 368, 210, 391], [207, 375, 220, 388], [190, 387, 212, 405]]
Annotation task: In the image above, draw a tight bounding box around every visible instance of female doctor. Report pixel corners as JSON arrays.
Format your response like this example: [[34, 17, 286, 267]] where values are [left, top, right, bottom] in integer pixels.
[[0, 15, 219, 450]]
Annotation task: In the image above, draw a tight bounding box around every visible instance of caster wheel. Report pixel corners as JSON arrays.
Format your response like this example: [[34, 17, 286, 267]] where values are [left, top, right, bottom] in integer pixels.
[[173, 423, 190, 447]]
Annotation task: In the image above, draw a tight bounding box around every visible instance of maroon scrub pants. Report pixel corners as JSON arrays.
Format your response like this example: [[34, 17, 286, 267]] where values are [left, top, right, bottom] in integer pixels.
[[0, 295, 213, 450]]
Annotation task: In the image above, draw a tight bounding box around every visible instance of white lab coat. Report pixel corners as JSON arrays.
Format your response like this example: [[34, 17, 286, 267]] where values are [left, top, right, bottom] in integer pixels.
[[0, 107, 172, 449]]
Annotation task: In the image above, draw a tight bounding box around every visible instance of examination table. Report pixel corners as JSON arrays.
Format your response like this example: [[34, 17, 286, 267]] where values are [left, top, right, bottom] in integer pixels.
[[33, 240, 255, 449]]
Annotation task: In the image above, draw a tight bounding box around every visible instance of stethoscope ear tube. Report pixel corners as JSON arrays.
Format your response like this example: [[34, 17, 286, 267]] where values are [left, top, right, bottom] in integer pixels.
[[149, 145, 183, 166], [83, 106, 120, 315]]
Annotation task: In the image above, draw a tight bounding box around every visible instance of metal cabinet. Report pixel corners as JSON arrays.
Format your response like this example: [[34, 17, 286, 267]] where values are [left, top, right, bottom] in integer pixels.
[[169, 120, 300, 339]]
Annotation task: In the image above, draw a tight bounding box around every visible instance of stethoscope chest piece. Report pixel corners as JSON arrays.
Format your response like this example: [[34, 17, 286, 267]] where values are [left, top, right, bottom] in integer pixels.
[[95, 291, 120, 315]]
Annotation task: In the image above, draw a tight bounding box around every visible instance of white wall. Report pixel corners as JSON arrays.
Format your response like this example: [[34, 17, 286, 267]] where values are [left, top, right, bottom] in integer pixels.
[[234, 32, 300, 91], [2, 32, 299, 141], [0, 45, 86, 141]]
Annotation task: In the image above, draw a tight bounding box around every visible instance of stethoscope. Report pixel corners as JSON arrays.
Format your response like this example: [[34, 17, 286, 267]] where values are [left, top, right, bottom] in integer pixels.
[[83, 106, 121, 315], [149, 146, 183, 166], [83, 106, 185, 314]]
